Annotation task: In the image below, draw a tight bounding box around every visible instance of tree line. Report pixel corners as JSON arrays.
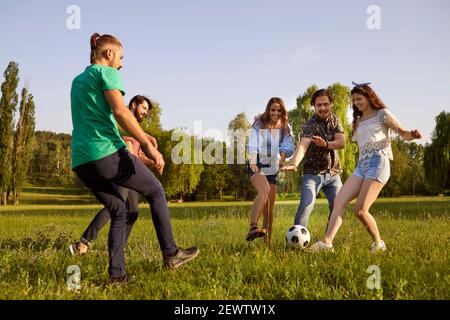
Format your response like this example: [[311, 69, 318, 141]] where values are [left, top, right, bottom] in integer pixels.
[[1, 61, 449, 204]]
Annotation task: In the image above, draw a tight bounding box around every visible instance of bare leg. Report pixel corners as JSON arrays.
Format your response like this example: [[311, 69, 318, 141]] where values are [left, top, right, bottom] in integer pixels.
[[249, 173, 270, 226], [354, 178, 385, 242], [323, 175, 363, 244], [263, 184, 277, 245]]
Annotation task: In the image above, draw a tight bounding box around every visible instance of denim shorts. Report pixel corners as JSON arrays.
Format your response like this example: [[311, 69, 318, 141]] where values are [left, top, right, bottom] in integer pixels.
[[247, 163, 278, 185], [352, 153, 390, 185]]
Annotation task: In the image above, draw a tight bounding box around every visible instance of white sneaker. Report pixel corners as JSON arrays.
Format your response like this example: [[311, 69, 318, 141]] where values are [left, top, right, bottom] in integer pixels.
[[309, 240, 334, 252], [370, 240, 387, 253]]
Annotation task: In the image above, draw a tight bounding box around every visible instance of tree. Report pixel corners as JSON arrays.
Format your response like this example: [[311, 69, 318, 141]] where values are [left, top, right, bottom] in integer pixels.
[[11, 87, 35, 204], [0, 62, 19, 205], [327, 83, 357, 180], [227, 112, 254, 200], [406, 142, 426, 195], [158, 129, 204, 201], [28, 131, 77, 186], [141, 99, 162, 137], [382, 137, 411, 196], [194, 139, 232, 200], [424, 111, 450, 194], [288, 85, 317, 140], [391, 138, 426, 195]]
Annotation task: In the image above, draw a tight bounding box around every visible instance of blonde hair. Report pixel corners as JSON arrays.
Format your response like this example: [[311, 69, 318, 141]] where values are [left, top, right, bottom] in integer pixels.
[[90, 33, 122, 63]]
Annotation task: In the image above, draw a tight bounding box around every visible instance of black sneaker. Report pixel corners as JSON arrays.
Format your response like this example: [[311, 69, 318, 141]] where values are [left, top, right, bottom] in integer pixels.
[[163, 247, 200, 269], [109, 274, 130, 285]]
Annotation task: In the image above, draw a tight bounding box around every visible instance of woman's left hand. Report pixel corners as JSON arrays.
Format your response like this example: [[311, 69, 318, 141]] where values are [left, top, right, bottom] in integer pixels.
[[410, 129, 422, 140]]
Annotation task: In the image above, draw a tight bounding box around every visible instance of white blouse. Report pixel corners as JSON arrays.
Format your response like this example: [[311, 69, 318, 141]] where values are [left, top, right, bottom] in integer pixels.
[[352, 108, 404, 161]]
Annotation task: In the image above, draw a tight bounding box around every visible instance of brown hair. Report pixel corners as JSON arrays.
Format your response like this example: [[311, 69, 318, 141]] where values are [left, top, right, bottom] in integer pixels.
[[350, 84, 386, 137], [253, 97, 292, 140], [90, 33, 122, 63], [311, 89, 333, 106], [129, 95, 153, 110]]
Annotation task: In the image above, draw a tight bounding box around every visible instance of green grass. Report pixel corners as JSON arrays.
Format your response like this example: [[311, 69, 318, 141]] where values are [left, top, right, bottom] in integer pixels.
[[0, 196, 448, 300]]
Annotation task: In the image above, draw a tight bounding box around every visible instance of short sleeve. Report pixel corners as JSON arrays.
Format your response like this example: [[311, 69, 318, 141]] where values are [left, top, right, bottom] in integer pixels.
[[300, 119, 315, 138], [248, 124, 259, 154], [122, 136, 140, 155], [333, 116, 344, 135], [380, 109, 404, 134], [121, 135, 134, 144], [102, 67, 125, 96], [279, 133, 295, 157]]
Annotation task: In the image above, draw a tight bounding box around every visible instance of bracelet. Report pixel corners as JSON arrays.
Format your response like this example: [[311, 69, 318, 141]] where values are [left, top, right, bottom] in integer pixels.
[[325, 141, 329, 149]]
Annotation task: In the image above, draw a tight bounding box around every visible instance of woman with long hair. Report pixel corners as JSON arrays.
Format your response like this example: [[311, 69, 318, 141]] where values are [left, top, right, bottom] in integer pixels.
[[246, 97, 294, 243]]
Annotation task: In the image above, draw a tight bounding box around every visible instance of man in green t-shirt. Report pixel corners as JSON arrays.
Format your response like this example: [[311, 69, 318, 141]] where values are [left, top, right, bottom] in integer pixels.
[[71, 33, 199, 284]]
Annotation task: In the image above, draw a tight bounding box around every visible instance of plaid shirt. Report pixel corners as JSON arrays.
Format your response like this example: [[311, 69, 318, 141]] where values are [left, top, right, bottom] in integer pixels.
[[300, 113, 344, 175]]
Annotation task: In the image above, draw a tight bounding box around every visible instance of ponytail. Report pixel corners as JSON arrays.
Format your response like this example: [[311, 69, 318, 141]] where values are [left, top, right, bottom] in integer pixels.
[[89, 33, 122, 63], [90, 33, 101, 63]]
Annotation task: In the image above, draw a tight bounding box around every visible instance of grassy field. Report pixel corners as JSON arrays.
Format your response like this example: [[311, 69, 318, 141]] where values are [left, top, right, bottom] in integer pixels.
[[0, 191, 448, 300]]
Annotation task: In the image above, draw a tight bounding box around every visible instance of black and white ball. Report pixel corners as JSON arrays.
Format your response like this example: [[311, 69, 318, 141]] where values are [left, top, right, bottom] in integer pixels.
[[285, 225, 311, 249]]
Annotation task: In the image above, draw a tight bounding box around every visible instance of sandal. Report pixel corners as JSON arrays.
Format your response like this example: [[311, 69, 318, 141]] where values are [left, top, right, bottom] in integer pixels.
[[246, 226, 267, 241]]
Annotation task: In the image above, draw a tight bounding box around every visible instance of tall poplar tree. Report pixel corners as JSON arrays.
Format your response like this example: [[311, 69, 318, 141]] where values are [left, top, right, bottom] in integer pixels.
[[0, 62, 20, 205], [12, 87, 36, 204]]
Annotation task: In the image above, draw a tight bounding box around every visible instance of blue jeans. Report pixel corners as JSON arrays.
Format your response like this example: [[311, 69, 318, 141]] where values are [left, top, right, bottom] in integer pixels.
[[80, 187, 140, 246], [294, 173, 342, 227]]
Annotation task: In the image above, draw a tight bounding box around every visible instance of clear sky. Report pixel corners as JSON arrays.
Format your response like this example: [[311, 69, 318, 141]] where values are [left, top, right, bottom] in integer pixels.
[[1, 0, 449, 143]]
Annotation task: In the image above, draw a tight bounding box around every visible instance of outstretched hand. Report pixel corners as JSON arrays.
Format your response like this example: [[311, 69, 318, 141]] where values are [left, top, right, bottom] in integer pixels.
[[249, 164, 259, 173], [280, 164, 297, 172]]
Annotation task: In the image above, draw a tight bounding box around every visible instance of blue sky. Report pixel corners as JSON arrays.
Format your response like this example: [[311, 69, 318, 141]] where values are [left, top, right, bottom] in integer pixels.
[[1, 0, 449, 143]]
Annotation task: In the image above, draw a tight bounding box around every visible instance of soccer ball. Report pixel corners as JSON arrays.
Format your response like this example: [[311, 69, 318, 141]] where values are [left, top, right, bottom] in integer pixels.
[[285, 225, 311, 249]]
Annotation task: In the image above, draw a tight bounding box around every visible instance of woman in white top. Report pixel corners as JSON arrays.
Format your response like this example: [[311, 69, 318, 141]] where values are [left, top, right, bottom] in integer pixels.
[[310, 82, 422, 253]]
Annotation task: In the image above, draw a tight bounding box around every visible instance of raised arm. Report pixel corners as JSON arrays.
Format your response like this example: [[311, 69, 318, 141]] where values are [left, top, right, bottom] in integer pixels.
[[281, 137, 311, 172], [117, 124, 158, 148], [382, 109, 422, 141], [279, 133, 295, 166]]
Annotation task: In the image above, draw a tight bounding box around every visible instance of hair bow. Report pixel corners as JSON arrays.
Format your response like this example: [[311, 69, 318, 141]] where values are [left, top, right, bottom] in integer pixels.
[[352, 81, 371, 87]]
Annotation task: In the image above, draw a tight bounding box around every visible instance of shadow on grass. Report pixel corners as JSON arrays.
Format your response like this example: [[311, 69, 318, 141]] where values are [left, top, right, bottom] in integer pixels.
[[23, 187, 90, 196], [19, 197, 98, 205]]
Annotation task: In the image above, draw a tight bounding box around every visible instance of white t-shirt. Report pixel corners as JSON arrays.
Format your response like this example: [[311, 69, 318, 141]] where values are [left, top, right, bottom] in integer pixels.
[[352, 108, 404, 160]]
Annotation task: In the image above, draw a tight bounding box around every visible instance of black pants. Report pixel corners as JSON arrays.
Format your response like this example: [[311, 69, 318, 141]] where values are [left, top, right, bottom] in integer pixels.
[[80, 187, 140, 246], [74, 148, 177, 278]]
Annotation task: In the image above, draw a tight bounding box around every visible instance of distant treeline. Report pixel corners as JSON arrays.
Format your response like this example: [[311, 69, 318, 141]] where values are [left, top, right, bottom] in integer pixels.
[[1, 60, 449, 204], [28, 86, 450, 200]]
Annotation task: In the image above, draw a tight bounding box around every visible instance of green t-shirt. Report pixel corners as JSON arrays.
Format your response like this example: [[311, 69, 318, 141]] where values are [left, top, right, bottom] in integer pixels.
[[70, 64, 127, 168]]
